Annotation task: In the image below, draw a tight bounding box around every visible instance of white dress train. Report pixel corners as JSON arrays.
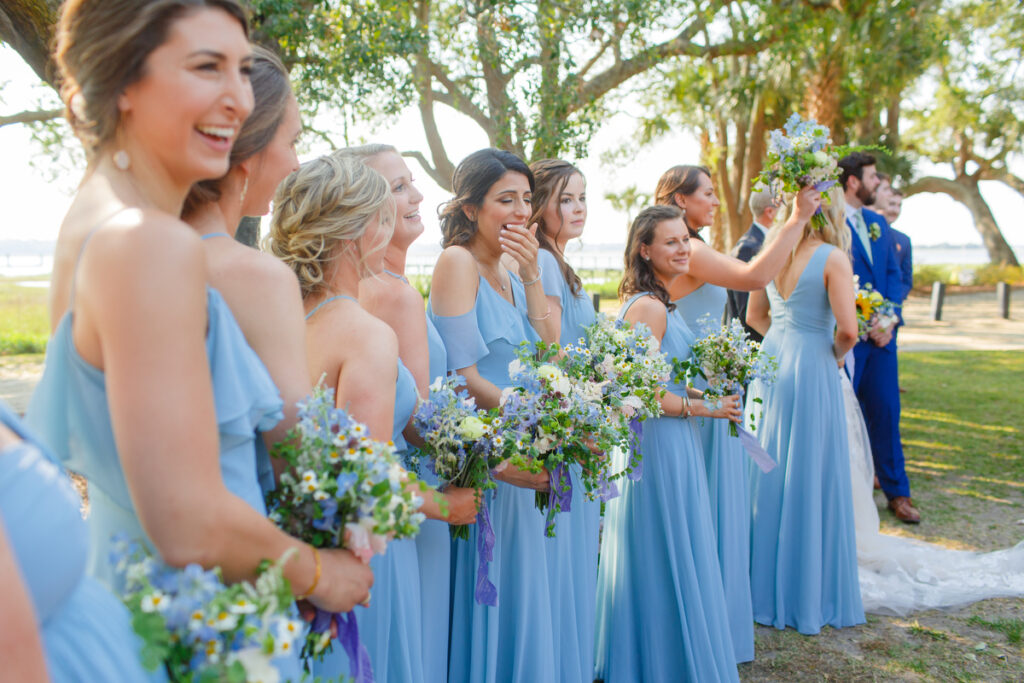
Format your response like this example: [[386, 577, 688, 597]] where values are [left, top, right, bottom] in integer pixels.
[[840, 364, 1024, 615]]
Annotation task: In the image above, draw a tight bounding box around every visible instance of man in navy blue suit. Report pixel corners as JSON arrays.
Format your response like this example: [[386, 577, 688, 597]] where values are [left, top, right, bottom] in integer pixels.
[[886, 189, 913, 300], [839, 153, 919, 523], [726, 185, 780, 342]]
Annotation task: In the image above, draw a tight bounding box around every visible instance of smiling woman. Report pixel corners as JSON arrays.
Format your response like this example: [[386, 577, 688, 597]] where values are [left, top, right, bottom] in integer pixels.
[[24, 2, 372, 681]]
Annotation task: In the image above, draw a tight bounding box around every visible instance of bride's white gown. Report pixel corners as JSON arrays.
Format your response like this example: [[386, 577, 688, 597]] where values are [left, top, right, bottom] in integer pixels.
[[840, 366, 1024, 615]]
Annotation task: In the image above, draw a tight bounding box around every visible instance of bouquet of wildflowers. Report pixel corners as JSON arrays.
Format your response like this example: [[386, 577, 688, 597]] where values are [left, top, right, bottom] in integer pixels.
[[756, 113, 839, 230], [854, 276, 899, 340], [488, 343, 613, 537], [559, 313, 671, 480], [111, 536, 301, 683], [673, 314, 778, 437], [407, 373, 508, 605], [408, 373, 500, 542], [267, 385, 425, 674]]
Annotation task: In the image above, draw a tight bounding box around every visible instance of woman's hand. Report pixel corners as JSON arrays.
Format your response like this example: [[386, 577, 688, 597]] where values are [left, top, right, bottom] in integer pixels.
[[495, 464, 551, 491], [441, 485, 481, 525], [310, 547, 375, 613], [499, 222, 541, 282], [707, 394, 743, 423], [791, 186, 822, 224]]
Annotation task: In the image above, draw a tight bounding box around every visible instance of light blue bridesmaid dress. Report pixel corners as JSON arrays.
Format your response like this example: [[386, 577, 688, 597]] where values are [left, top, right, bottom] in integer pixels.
[[428, 272, 558, 683], [537, 248, 600, 682], [25, 235, 300, 679], [594, 293, 738, 683], [0, 401, 165, 683], [421, 308, 453, 683], [748, 244, 865, 634], [308, 293, 425, 683], [674, 283, 755, 663]]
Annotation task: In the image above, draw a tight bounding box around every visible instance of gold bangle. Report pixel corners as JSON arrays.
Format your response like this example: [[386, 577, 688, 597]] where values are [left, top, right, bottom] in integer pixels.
[[297, 546, 321, 599]]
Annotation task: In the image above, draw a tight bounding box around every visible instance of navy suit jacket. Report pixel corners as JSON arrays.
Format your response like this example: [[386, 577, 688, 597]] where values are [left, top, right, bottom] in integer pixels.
[[726, 223, 766, 343], [849, 207, 905, 388], [891, 228, 913, 301]]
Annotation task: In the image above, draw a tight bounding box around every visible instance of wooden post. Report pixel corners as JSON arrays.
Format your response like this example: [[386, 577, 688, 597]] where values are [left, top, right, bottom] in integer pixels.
[[235, 216, 261, 248], [930, 282, 945, 321], [592, 292, 600, 312], [997, 282, 1011, 319]]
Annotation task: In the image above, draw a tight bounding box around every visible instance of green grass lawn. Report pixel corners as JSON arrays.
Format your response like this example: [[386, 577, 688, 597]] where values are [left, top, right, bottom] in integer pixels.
[[0, 277, 49, 355]]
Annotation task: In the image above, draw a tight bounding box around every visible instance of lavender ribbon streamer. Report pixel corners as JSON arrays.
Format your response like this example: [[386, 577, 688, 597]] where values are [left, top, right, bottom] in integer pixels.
[[595, 470, 619, 502], [549, 463, 573, 513], [736, 424, 777, 473], [310, 609, 374, 683], [474, 502, 498, 606], [627, 417, 644, 480]]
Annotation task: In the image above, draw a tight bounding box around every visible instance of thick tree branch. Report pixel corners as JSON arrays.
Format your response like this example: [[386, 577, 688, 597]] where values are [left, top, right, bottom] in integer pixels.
[[902, 175, 967, 200], [0, 106, 63, 128], [0, 0, 60, 86], [401, 149, 449, 189]]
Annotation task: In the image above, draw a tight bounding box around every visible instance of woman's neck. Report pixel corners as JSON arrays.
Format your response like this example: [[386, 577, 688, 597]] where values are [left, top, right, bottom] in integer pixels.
[[466, 237, 501, 269], [321, 255, 362, 300], [96, 152, 189, 217], [382, 242, 408, 275], [188, 201, 237, 239]]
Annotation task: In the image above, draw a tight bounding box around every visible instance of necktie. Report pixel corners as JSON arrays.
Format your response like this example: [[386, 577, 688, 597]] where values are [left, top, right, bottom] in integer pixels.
[[853, 211, 873, 265]]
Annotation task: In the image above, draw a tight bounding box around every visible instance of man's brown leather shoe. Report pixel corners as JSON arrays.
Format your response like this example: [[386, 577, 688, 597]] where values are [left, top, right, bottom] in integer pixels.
[[888, 496, 921, 524]]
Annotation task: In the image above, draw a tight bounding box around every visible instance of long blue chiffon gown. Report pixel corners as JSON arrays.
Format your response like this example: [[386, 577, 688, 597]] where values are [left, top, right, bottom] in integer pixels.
[[307, 294, 425, 682], [595, 293, 739, 683], [538, 248, 601, 682], [0, 401, 165, 683], [429, 271, 558, 683], [383, 268, 453, 683], [26, 242, 300, 679], [748, 244, 865, 634], [674, 283, 755, 663]]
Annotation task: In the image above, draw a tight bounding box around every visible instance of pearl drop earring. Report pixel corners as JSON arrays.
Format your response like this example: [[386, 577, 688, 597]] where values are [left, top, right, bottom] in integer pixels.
[[112, 150, 131, 171]]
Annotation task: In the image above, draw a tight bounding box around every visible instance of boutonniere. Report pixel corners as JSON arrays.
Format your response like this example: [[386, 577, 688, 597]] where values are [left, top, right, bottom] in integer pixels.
[[868, 222, 881, 241]]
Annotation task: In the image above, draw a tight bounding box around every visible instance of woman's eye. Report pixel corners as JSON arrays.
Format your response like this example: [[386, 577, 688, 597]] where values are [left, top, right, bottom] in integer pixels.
[[240, 65, 253, 78]]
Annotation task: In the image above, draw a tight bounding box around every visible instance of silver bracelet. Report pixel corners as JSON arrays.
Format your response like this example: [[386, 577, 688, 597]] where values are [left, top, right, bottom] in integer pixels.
[[528, 308, 551, 321], [679, 393, 690, 418], [522, 267, 542, 287]]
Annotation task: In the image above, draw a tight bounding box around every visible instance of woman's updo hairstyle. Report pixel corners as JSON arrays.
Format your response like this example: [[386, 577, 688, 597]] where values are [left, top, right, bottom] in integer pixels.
[[267, 152, 393, 298], [182, 45, 291, 217], [529, 158, 584, 296], [439, 148, 533, 248], [619, 204, 684, 311], [653, 165, 711, 238], [55, 0, 249, 158]]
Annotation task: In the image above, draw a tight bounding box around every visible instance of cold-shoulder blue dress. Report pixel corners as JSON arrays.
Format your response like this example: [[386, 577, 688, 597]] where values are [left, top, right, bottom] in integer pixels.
[[25, 237, 300, 679], [674, 283, 755, 663], [1, 401, 165, 682], [748, 244, 865, 634], [429, 271, 558, 683], [306, 294, 425, 682], [537, 247, 601, 682], [594, 293, 738, 683]]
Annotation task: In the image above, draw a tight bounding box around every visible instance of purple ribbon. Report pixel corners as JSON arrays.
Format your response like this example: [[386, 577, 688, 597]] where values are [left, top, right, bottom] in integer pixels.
[[595, 469, 619, 502], [544, 463, 574, 536], [627, 417, 644, 480], [474, 502, 498, 606], [310, 609, 374, 683], [736, 424, 777, 473]]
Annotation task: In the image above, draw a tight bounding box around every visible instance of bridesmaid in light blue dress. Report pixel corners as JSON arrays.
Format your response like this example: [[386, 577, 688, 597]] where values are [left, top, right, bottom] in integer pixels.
[[269, 151, 476, 682], [595, 205, 741, 683], [23, 7, 366, 682], [0, 402, 163, 682], [673, 283, 755, 663], [745, 200, 864, 635], [428, 149, 561, 683], [529, 159, 601, 682]]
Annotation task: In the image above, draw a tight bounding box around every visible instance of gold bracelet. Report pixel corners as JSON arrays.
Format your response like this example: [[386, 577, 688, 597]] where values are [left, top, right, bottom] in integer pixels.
[[528, 308, 551, 321], [297, 546, 321, 600], [679, 393, 690, 418]]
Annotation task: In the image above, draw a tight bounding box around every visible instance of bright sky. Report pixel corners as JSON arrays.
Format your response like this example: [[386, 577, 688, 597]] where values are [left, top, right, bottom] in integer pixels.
[[2, 45, 1022, 251]]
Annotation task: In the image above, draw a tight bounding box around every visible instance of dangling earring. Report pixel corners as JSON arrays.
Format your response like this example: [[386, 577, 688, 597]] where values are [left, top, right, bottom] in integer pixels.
[[239, 177, 249, 206], [643, 255, 650, 261], [112, 149, 131, 171]]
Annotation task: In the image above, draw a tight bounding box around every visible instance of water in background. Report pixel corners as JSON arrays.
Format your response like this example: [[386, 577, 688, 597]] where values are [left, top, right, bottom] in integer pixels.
[[1, 242, 1019, 280]]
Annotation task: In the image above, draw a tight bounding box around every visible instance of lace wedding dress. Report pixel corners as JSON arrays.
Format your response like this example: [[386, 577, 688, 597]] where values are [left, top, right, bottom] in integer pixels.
[[840, 365, 1024, 615]]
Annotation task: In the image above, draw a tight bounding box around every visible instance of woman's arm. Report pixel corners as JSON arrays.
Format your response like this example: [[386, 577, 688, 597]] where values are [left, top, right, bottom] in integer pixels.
[[83, 220, 371, 612], [687, 186, 820, 291], [500, 224, 558, 344], [746, 289, 771, 336], [824, 249, 859, 363], [0, 517, 49, 683]]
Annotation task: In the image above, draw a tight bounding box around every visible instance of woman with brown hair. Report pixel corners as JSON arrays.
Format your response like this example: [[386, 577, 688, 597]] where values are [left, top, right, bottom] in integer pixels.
[[595, 205, 742, 682], [27, 3, 371, 680], [428, 148, 560, 683]]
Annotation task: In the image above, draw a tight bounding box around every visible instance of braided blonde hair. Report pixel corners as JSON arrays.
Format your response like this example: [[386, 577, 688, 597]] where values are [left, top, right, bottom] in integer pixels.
[[266, 151, 394, 298]]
